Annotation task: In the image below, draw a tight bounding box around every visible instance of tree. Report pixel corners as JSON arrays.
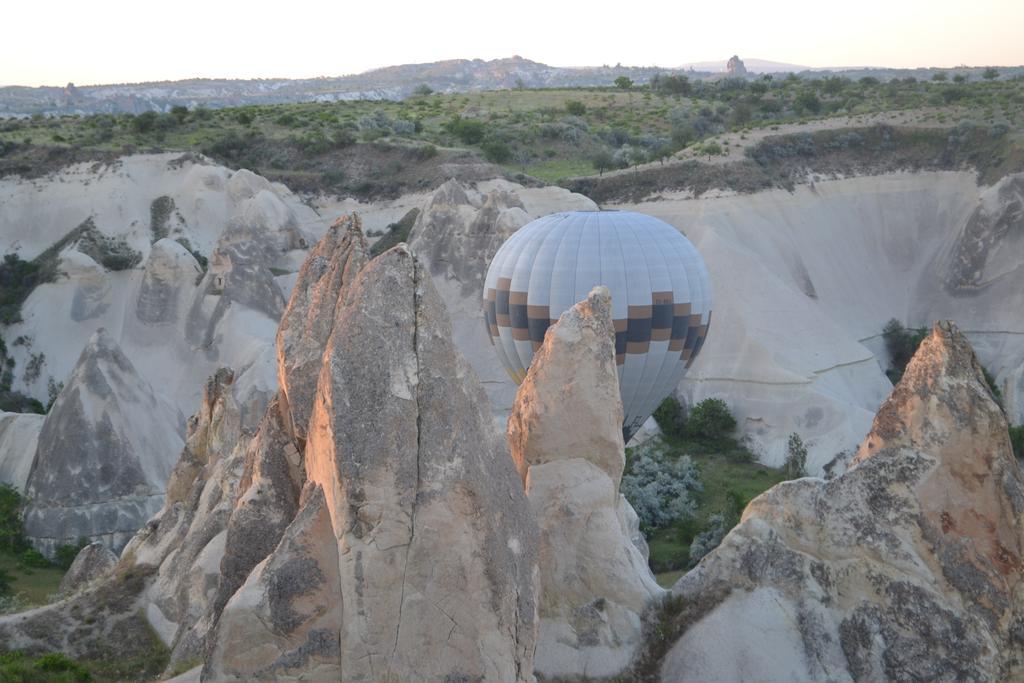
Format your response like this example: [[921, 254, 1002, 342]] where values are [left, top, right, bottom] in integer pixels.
[[565, 100, 587, 116], [445, 116, 485, 144], [953, 74, 967, 83], [701, 141, 723, 158], [132, 110, 158, 133], [614, 76, 633, 90], [657, 74, 691, 96], [794, 91, 822, 115], [983, 67, 1000, 81], [591, 149, 614, 176], [784, 433, 808, 479], [931, 73, 948, 82], [412, 84, 433, 97], [653, 396, 686, 438], [170, 105, 189, 123], [0, 483, 26, 553], [685, 398, 736, 442]]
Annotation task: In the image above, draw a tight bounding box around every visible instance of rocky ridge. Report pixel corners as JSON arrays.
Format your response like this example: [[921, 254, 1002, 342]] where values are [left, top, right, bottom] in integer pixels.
[[508, 286, 663, 678], [659, 320, 1024, 681]]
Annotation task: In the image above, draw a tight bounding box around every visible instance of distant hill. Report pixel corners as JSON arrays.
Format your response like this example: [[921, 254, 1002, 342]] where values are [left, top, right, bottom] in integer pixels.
[[0, 57, 706, 117], [2, 55, 1021, 117], [679, 57, 812, 73]]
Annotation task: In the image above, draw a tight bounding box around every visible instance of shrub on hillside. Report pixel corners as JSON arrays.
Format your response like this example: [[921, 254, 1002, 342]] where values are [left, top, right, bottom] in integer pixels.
[[685, 398, 736, 443], [445, 116, 485, 144], [882, 319, 927, 383], [652, 396, 686, 439], [784, 432, 808, 479], [0, 253, 45, 324], [621, 442, 701, 531], [689, 513, 729, 565], [0, 484, 27, 554], [1010, 425, 1024, 461], [76, 219, 142, 271]]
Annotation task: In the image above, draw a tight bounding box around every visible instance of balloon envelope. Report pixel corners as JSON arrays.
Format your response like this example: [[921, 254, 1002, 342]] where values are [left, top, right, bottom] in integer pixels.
[[483, 210, 713, 441]]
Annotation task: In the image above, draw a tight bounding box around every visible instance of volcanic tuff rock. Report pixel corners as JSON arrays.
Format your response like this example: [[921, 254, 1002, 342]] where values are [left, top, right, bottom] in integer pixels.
[[57, 542, 118, 595], [299, 243, 539, 681], [2, 216, 542, 680], [660, 321, 1024, 682], [0, 411, 44, 491], [509, 286, 663, 679], [205, 485, 342, 680], [614, 171, 1024, 469], [0, 154, 321, 470], [406, 177, 596, 419], [22, 329, 184, 556], [276, 214, 368, 442], [121, 367, 250, 665]]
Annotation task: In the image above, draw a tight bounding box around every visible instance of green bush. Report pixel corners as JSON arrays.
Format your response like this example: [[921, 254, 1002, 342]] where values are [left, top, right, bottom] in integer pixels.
[[131, 111, 158, 134], [0, 253, 45, 324], [652, 396, 686, 439], [784, 433, 808, 479], [565, 100, 586, 116], [685, 398, 736, 443], [1010, 425, 1024, 460], [76, 220, 142, 271], [20, 547, 49, 568], [445, 116, 485, 144], [481, 139, 511, 163], [982, 366, 1004, 408], [54, 539, 89, 570], [882, 319, 927, 383], [0, 483, 27, 554]]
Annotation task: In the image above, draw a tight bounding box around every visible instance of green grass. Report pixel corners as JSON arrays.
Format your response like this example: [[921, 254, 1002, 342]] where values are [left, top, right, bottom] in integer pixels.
[[646, 441, 787, 577], [507, 158, 596, 183], [0, 551, 65, 607]]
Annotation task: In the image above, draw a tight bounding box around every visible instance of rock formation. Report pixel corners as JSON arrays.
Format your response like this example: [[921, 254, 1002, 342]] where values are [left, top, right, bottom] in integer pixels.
[[58, 542, 118, 595], [0, 411, 44, 491], [406, 178, 595, 419], [726, 55, 747, 77], [659, 321, 1024, 682], [509, 286, 663, 678], [613, 171, 1024, 469], [22, 329, 184, 556], [2, 216, 541, 681], [276, 214, 367, 442], [294, 243, 539, 681]]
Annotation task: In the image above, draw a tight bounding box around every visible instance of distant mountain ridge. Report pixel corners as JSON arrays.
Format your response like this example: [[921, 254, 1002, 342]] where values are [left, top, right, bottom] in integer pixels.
[[0, 56, 690, 116], [2, 55, 1021, 117]]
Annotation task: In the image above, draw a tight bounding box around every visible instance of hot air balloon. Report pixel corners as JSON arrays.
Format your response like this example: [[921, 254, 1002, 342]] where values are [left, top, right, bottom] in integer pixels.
[[483, 210, 712, 441]]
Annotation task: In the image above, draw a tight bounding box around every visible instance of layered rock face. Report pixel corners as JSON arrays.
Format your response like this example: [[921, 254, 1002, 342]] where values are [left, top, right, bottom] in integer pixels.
[[22, 329, 184, 556], [276, 214, 367, 442], [407, 178, 596, 419], [1, 217, 542, 681], [509, 286, 663, 679], [298, 243, 539, 682], [614, 171, 1024, 470], [661, 321, 1024, 682], [0, 411, 44, 491]]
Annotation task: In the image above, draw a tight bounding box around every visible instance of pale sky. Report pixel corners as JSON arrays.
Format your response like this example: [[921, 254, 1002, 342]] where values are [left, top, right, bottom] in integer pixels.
[[3, 0, 1023, 87]]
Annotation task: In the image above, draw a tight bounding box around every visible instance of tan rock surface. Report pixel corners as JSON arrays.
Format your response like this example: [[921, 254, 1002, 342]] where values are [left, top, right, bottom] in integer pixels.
[[660, 321, 1024, 682], [509, 287, 663, 679]]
